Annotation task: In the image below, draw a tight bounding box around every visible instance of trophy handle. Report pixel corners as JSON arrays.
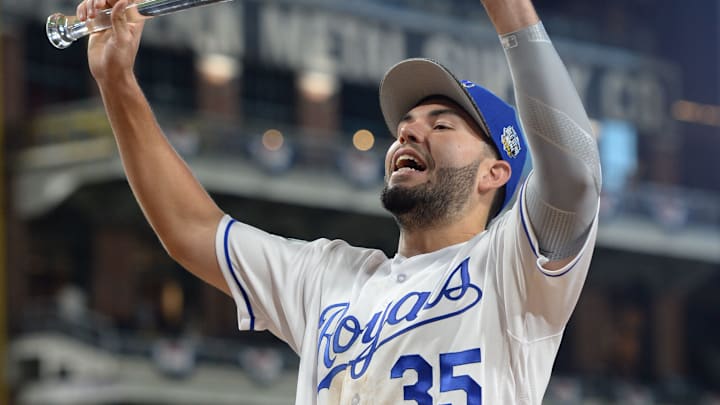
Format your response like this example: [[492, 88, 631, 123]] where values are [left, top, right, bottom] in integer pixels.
[[46, 6, 137, 49], [46, 0, 232, 49]]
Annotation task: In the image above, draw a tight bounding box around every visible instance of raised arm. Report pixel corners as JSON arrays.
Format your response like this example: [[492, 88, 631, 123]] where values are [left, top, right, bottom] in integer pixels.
[[481, 0, 539, 34], [482, 0, 602, 267], [78, 0, 228, 293]]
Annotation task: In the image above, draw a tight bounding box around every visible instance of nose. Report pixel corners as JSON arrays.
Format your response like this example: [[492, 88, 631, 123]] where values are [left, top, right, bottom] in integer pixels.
[[397, 121, 425, 144]]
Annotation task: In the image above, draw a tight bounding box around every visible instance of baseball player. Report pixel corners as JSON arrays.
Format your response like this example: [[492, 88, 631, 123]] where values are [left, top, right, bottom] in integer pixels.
[[77, 0, 601, 402]]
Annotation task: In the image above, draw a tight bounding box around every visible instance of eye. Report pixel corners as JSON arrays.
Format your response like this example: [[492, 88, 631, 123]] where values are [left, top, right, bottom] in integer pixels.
[[433, 123, 452, 130]]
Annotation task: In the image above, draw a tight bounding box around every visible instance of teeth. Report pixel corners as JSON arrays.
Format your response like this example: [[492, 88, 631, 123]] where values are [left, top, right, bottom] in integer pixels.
[[396, 155, 418, 170]]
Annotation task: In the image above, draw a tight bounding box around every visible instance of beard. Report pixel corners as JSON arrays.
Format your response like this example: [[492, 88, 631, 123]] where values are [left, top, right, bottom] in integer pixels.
[[381, 160, 480, 231]]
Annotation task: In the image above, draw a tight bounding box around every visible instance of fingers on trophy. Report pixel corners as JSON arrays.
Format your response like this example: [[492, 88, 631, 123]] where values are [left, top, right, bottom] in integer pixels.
[[46, 0, 232, 49]]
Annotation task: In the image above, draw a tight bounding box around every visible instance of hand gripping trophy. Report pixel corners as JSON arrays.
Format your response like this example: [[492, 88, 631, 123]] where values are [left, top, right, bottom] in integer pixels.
[[46, 0, 232, 49]]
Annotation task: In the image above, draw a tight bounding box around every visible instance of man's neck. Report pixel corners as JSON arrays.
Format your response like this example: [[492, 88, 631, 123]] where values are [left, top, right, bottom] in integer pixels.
[[397, 218, 487, 258]]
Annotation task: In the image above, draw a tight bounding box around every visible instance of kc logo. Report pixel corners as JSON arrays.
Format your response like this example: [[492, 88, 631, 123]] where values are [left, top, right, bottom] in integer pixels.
[[316, 257, 482, 391]]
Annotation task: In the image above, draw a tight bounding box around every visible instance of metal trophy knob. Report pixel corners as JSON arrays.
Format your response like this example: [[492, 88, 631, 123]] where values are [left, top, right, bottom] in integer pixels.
[[46, 0, 232, 49]]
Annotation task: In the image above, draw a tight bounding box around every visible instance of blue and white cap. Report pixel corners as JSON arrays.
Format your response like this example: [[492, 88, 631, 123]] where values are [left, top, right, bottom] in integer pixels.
[[379, 58, 528, 216]]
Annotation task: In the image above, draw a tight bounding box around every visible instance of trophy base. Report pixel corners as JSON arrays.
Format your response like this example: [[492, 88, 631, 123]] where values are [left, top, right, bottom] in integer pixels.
[[46, 13, 75, 49]]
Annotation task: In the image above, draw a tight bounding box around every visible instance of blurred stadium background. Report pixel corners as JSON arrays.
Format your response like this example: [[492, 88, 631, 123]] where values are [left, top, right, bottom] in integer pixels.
[[1, 0, 720, 403]]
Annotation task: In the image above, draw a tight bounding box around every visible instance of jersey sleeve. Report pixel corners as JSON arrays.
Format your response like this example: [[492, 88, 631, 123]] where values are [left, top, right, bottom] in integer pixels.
[[493, 179, 599, 342], [215, 214, 326, 352]]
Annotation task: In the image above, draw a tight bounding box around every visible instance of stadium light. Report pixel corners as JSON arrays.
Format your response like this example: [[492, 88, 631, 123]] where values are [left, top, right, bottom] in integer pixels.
[[352, 129, 375, 151], [672, 100, 720, 127], [197, 53, 239, 86], [298, 71, 338, 103]]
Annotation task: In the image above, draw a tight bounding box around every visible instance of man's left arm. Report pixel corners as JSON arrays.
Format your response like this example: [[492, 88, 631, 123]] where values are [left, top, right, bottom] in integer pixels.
[[482, 0, 602, 269]]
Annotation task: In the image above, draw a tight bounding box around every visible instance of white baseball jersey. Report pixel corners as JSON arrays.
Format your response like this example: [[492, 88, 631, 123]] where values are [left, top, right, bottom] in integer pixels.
[[216, 182, 599, 404]]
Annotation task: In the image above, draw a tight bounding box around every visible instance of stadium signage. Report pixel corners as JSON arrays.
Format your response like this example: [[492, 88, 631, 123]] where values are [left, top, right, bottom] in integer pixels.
[[7, 0, 678, 134], [251, 2, 677, 135]]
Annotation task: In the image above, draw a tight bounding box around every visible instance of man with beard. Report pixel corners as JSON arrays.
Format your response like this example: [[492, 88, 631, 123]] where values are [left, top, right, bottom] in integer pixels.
[[77, 0, 600, 402]]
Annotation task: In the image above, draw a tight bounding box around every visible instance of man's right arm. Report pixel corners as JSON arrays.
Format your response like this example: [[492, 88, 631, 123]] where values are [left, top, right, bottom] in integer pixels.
[[80, 0, 228, 294]]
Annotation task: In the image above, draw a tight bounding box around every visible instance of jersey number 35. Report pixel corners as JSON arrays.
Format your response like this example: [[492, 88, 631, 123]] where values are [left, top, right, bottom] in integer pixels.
[[390, 348, 482, 405]]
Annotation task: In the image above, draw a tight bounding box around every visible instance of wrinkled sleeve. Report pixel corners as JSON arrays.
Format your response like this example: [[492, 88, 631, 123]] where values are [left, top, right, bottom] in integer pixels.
[[215, 214, 327, 352]]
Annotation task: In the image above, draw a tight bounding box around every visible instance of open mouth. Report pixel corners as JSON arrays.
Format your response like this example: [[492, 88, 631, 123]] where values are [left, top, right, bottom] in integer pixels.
[[393, 154, 427, 173]]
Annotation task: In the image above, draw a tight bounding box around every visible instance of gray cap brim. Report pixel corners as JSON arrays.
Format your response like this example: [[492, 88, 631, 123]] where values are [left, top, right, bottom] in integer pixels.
[[379, 58, 488, 137]]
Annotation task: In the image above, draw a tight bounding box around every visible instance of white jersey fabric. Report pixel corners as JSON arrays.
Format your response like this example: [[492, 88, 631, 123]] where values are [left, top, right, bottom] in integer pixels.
[[215, 181, 599, 404]]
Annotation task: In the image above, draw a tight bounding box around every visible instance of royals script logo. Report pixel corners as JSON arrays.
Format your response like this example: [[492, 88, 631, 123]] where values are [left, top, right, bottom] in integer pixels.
[[316, 257, 482, 391]]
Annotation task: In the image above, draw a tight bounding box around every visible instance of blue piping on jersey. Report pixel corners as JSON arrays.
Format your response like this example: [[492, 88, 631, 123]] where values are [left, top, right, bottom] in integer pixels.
[[224, 218, 256, 331], [518, 181, 579, 278], [518, 181, 537, 257]]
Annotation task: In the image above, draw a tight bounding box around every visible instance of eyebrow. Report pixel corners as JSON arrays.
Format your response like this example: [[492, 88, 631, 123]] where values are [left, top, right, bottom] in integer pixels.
[[400, 108, 462, 123]]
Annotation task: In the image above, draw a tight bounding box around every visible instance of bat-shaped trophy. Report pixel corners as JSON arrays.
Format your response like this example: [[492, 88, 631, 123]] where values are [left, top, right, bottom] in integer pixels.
[[46, 0, 232, 49]]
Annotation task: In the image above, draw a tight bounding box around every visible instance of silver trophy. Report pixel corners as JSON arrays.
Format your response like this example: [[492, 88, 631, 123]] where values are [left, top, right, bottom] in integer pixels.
[[46, 0, 232, 49]]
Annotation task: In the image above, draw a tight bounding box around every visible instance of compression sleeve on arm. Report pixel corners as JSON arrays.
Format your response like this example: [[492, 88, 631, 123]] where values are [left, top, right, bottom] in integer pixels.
[[501, 22, 602, 261]]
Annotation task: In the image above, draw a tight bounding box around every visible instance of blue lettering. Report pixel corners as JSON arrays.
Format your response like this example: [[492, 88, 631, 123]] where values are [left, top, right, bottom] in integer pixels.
[[361, 311, 383, 343], [387, 291, 431, 325], [317, 303, 349, 368], [332, 315, 361, 352], [426, 258, 472, 307], [316, 257, 482, 392]]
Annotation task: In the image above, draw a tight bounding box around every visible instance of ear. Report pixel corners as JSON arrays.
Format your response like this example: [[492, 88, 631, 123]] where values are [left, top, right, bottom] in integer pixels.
[[477, 159, 511, 193]]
